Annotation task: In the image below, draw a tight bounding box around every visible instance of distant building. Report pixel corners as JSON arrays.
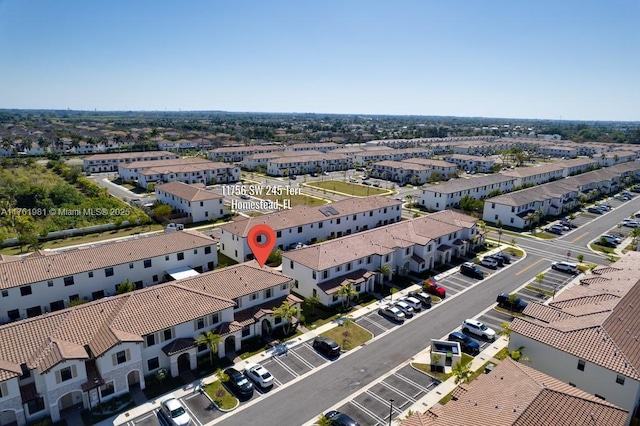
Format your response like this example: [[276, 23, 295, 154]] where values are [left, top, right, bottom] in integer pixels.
[[155, 182, 229, 223], [83, 151, 179, 173], [443, 154, 496, 173]]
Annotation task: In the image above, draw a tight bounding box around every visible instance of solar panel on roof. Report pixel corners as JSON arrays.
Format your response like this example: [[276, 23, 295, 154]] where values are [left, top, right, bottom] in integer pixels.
[[325, 206, 339, 215]]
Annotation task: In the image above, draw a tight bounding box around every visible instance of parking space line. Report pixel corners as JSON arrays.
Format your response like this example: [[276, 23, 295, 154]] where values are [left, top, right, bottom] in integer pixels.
[[181, 401, 203, 426], [272, 356, 300, 378], [380, 381, 418, 403], [289, 348, 316, 370], [395, 373, 434, 394], [348, 400, 387, 424], [357, 315, 390, 331], [366, 390, 406, 413]]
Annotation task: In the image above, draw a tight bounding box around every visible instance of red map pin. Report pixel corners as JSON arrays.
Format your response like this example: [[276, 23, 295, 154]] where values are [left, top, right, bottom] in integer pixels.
[[247, 224, 277, 268]]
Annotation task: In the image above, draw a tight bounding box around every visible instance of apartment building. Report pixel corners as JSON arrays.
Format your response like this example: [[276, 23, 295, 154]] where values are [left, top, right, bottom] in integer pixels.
[[370, 160, 432, 185], [509, 252, 640, 423], [402, 358, 628, 426], [241, 150, 324, 170], [266, 152, 350, 176], [209, 145, 284, 163], [281, 211, 481, 306], [421, 175, 516, 211], [0, 230, 217, 324], [443, 154, 496, 173], [82, 151, 179, 173], [501, 162, 566, 187], [536, 144, 578, 158], [119, 158, 240, 189], [352, 148, 433, 167], [401, 158, 458, 178], [597, 151, 638, 167], [285, 143, 340, 153], [219, 196, 403, 262], [155, 182, 229, 223]]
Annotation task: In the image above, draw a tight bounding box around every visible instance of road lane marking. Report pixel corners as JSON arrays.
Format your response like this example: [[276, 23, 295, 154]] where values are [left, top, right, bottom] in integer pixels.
[[515, 258, 545, 276], [571, 232, 590, 243]]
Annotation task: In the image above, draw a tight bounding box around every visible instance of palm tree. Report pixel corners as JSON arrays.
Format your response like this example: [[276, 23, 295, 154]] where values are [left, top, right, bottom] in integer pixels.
[[272, 300, 298, 336], [452, 361, 471, 384], [376, 264, 392, 288], [498, 322, 511, 338], [337, 284, 359, 310], [195, 329, 221, 365], [508, 346, 529, 363], [316, 414, 333, 426]]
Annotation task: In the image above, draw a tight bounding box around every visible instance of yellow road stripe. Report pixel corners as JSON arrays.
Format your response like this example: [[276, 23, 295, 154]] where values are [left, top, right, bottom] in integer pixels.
[[515, 258, 545, 276], [571, 232, 589, 243]]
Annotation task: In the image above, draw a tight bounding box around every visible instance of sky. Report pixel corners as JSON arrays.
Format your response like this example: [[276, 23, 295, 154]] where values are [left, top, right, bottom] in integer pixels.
[[0, 0, 638, 121]]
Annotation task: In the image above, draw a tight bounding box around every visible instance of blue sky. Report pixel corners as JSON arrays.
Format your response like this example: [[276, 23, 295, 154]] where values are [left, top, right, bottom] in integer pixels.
[[0, 0, 638, 120]]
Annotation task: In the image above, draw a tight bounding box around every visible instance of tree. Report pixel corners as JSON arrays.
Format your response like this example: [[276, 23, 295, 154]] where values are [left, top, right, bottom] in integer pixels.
[[153, 204, 173, 222], [377, 264, 392, 288], [452, 361, 471, 384], [266, 248, 282, 266], [507, 293, 518, 313], [508, 346, 529, 362], [304, 294, 322, 317], [117, 279, 136, 294], [498, 322, 511, 338], [216, 367, 229, 383], [195, 329, 221, 365], [316, 414, 333, 426], [273, 300, 298, 336], [577, 254, 584, 264], [337, 284, 358, 310], [535, 273, 545, 287]]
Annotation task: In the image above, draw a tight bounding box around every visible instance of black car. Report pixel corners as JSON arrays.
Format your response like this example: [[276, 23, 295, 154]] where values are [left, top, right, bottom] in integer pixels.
[[448, 331, 480, 355], [496, 292, 528, 313], [312, 337, 341, 358], [224, 368, 254, 399], [460, 262, 484, 279], [486, 254, 504, 267], [325, 410, 361, 426], [493, 252, 511, 264], [587, 207, 603, 215], [546, 227, 563, 235]]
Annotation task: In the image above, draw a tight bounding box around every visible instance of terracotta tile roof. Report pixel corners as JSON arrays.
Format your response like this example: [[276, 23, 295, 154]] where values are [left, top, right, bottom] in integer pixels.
[[512, 253, 640, 379], [220, 196, 401, 236], [156, 181, 223, 201], [373, 160, 431, 171], [422, 175, 515, 194], [416, 358, 627, 426], [162, 338, 197, 356], [119, 157, 212, 170], [402, 158, 456, 168], [84, 151, 177, 161], [232, 294, 299, 327], [501, 163, 565, 178], [0, 282, 234, 374], [175, 261, 292, 300], [317, 269, 375, 295], [400, 411, 431, 426], [0, 230, 215, 289]]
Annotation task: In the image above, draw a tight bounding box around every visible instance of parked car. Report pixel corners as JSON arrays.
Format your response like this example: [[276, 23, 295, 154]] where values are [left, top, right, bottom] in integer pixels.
[[372, 182, 381, 188], [224, 368, 254, 399], [602, 234, 622, 245], [479, 257, 498, 269], [493, 252, 511, 264], [422, 279, 446, 298], [462, 319, 496, 341], [160, 397, 192, 426], [394, 300, 415, 318], [325, 410, 361, 426], [361, 175, 370, 180], [550, 224, 566, 233], [289, 175, 297, 180], [378, 305, 405, 322], [546, 227, 563, 235], [362, 181, 372, 186], [448, 331, 480, 355], [322, 171, 329, 176], [551, 261, 578, 274], [486, 254, 504, 267], [244, 363, 274, 388], [240, 194, 250, 200], [349, 177, 357, 183], [596, 239, 617, 248], [623, 220, 640, 228], [587, 207, 603, 214], [559, 220, 577, 229], [313, 337, 341, 358], [460, 262, 484, 279], [496, 293, 528, 313], [401, 296, 422, 312], [310, 172, 318, 177], [407, 291, 432, 308], [596, 205, 610, 212]]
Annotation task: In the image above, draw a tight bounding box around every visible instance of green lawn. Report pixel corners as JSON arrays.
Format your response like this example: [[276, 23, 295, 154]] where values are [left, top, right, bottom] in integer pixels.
[[589, 242, 616, 254], [494, 347, 509, 360], [204, 381, 238, 410], [305, 180, 390, 196], [320, 322, 372, 351], [255, 192, 327, 207], [216, 252, 239, 269], [533, 232, 556, 239]]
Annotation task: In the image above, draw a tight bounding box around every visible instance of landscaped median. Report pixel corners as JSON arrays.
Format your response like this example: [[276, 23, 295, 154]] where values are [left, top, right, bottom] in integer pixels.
[[303, 180, 392, 197], [202, 380, 239, 412], [319, 318, 373, 351]]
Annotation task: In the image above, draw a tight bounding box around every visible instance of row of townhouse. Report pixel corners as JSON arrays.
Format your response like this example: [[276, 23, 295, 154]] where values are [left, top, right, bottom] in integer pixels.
[[508, 252, 640, 425], [443, 154, 496, 173], [421, 174, 517, 211], [483, 161, 640, 228], [241, 150, 327, 171], [284, 143, 340, 153], [0, 262, 298, 425], [155, 182, 229, 223], [369, 161, 433, 185], [281, 211, 482, 306], [208, 145, 284, 162], [83, 151, 180, 173], [352, 148, 433, 167], [118, 158, 240, 189], [420, 158, 600, 212], [0, 230, 217, 324], [536, 144, 578, 158], [219, 196, 403, 262], [266, 153, 350, 176]]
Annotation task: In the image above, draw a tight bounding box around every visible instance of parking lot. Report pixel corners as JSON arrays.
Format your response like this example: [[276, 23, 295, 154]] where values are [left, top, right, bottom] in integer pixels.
[[126, 392, 215, 426], [333, 364, 439, 425], [355, 308, 405, 337], [259, 341, 329, 387]]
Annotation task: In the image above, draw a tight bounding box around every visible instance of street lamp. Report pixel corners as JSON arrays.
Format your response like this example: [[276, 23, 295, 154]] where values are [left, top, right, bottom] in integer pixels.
[[498, 227, 503, 246], [388, 399, 395, 425]]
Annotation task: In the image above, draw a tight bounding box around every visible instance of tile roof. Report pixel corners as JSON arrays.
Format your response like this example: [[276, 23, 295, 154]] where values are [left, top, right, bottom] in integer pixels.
[[422, 174, 516, 194], [501, 163, 565, 178], [416, 358, 627, 426], [512, 252, 640, 380], [402, 158, 457, 168], [156, 181, 223, 201], [0, 282, 234, 376], [317, 269, 375, 295], [220, 196, 401, 237], [0, 230, 215, 289], [139, 161, 236, 176], [373, 160, 431, 171], [83, 151, 177, 161], [119, 157, 212, 170]]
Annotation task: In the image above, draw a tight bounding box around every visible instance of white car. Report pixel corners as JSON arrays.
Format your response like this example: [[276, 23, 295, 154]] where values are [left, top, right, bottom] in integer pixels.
[[160, 397, 191, 426], [393, 300, 415, 318], [462, 319, 496, 341], [551, 261, 578, 274], [244, 363, 274, 388], [401, 296, 422, 311], [624, 220, 640, 228]]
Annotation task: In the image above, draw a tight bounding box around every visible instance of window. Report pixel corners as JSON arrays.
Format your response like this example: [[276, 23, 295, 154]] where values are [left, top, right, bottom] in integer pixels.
[[355, 284, 361, 292], [312, 271, 316, 279], [265, 288, 272, 298], [194, 249, 198, 254], [196, 318, 205, 329], [27, 397, 45, 414], [115, 350, 127, 365], [336, 218, 341, 225], [616, 375, 625, 385], [251, 292, 259, 301], [129, 263, 134, 269], [577, 360, 585, 371], [101, 381, 115, 397], [147, 357, 159, 371], [290, 261, 294, 269], [153, 275, 158, 282], [211, 313, 219, 324], [60, 367, 73, 382], [20, 363, 31, 379], [336, 265, 341, 272], [242, 326, 250, 337], [318, 222, 323, 229], [384, 255, 390, 262], [323, 270, 328, 279], [1, 290, 8, 297], [165, 255, 169, 261], [163, 328, 173, 341], [104, 267, 114, 277], [274, 316, 282, 325], [146, 334, 156, 347], [234, 297, 242, 309], [353, 215, 357, 220], [20, 286, 32, 296], [277, 231, 282, 237], [177, 252, 185, 261], [205, 246, 212, 255], [7, 309, 19, 321], [88, 271, 94, 278], [144, 259, 152, 268], [298, 226, 303, 233], [332, 294, 339, 302], [47, 280, 53, 287], [367, 256, 372, 264], [281, 283, 288, 290]]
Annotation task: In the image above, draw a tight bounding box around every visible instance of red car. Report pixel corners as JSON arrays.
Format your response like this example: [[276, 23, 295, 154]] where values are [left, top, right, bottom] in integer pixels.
[[422, 279, 446, 298]]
